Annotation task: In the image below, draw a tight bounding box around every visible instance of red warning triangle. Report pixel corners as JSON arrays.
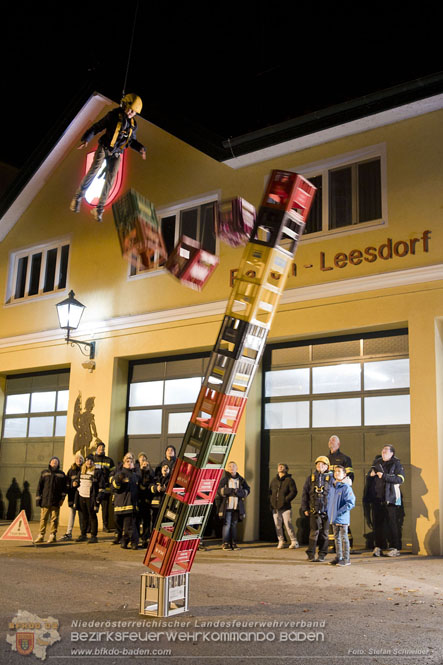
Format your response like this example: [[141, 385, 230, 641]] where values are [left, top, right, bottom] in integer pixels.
[[1, 510, 33, 541]]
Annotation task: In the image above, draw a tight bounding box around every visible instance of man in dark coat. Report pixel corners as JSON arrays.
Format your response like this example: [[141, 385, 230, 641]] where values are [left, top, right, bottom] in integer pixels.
[[364, 445, 405, 557], [269, 463, 299, 549], [69, 94, 146, 222], [217, 462, 250, 551], [35, 457, 67, 543]]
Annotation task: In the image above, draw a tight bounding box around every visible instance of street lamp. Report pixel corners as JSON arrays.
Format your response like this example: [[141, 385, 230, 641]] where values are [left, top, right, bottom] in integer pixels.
[[56, 290, 96, 359]]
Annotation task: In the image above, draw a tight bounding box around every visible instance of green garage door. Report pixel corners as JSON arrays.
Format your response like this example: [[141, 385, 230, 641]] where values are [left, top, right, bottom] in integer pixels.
[[0, 370, 70, 521], [261, 331, 411, 549], [126, 355, 209, 469]]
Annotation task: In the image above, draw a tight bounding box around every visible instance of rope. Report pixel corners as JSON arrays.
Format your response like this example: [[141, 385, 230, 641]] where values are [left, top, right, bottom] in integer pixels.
[[121, 0, 140, 99], [227, 137, 236, 159]]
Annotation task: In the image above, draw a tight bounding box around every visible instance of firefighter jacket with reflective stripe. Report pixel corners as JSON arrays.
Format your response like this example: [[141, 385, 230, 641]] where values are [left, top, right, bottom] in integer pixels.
[[112, 467, 139, 514], [149, 471, 170, 508], [93, 454, 115, 492], [364, 456, 405, 506], [328, 450, 354, 482]]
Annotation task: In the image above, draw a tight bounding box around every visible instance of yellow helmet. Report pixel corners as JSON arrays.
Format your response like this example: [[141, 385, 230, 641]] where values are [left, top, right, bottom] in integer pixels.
[[121, 93, 143, 114], [315, 456, 330, 468]]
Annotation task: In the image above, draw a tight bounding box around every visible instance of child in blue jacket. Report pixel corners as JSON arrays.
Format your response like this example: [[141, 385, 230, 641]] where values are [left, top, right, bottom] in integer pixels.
[[327, 465, 355, 566]]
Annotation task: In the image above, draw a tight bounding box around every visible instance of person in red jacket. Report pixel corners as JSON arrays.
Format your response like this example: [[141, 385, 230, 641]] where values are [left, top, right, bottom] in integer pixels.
[[69, 94, 146, 222]]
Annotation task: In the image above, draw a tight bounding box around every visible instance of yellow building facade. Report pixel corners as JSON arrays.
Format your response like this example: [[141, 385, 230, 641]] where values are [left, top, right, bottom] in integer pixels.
[[0, 92, 442, 554]]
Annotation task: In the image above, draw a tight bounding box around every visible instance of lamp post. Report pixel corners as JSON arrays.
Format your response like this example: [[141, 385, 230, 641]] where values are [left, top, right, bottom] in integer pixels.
[[56, 290, 96, 359]]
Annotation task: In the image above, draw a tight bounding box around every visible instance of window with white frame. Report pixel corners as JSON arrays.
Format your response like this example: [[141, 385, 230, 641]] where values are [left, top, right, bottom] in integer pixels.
[[126, 356, 209, 465], [7, 238, 70, 303], [264, 336, 410, 430], [129, 194, 218, 277], [299, 146, 385, 236]]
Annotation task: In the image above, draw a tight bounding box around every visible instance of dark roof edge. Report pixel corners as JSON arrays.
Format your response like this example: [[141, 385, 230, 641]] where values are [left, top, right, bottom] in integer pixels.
[[220, 71, 443, 158]]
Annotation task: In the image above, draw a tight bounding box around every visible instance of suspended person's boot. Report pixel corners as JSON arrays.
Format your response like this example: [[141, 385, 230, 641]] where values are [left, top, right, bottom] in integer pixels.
[[91, 206, 104, 222], [70, 192, 83, 213]]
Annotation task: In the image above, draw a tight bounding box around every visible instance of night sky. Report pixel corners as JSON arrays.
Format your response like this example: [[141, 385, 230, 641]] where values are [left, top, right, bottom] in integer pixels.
[[2, 2, 442, 169]]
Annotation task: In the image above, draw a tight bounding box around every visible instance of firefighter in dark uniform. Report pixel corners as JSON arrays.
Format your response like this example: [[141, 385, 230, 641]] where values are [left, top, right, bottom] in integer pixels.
[[327, 435, 354, 481], [111, 453, 140, 549], [70, 93, 146, 222], [327, 435, 354, 550], [93, 441, 115, 532]]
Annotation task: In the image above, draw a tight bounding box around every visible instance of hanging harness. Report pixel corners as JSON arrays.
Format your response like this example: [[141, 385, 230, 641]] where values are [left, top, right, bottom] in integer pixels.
[[310, 472, 331, 513], [109, 113, 136, 152], [311, 472, 331, 485]]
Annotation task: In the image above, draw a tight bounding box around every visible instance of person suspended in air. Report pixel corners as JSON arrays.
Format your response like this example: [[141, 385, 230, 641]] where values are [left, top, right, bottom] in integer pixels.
[[70, 94, 146, 222]]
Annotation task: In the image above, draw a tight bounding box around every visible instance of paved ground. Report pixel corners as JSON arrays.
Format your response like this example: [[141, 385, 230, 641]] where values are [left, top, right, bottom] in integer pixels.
[[0, 523, 442, 665]]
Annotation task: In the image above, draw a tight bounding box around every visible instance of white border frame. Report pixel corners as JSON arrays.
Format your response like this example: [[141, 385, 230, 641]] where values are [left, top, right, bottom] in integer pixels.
[[5, 235, 72, 306], [127, 190, 221, 281], [293, 143, 388, 243]]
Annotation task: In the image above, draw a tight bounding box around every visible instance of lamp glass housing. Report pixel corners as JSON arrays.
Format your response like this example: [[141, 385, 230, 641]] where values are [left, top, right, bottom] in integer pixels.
[[56, 290, 85, 331]]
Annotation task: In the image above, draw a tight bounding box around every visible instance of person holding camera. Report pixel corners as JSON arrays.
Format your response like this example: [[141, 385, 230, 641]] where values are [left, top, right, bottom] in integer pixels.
[[75, 454, 104, 543], [61, 453, 84, 541], [218, 461, 250, 551], [149, 462, 171, 530], [365, 445, 405, 557], [137, 453, 154, 547]]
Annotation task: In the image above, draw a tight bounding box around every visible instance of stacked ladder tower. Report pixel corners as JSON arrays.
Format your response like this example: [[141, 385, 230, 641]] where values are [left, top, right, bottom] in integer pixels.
[[140, 169, 316, 617]]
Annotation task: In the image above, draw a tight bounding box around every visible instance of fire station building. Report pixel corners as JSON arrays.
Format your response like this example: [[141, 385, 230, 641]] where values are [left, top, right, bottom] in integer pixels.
[[1, 86, 442, 555]]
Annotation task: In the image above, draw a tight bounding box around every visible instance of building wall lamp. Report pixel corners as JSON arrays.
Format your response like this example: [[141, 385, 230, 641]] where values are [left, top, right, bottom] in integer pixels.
[[56, 290, 96, 360]]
